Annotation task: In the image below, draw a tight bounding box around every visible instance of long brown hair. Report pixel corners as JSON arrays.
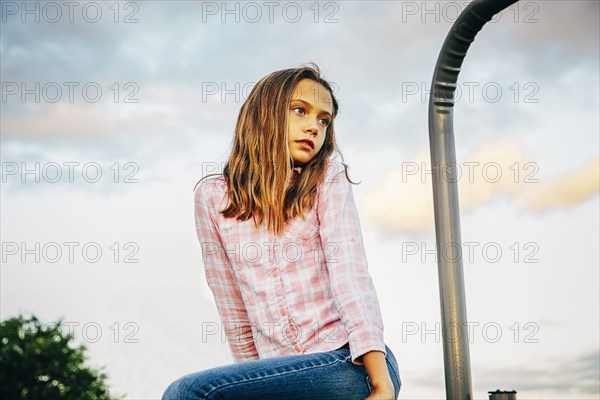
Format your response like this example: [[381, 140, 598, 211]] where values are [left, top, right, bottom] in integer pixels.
[[195, 62, 357, 236]]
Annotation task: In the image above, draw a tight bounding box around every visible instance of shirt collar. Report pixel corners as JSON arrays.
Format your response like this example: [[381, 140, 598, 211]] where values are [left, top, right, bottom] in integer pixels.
[[287, 165, 303, 188]]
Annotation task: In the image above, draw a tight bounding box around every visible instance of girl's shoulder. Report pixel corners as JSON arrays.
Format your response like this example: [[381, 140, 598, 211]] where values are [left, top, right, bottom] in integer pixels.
[[321, 158, 353, 190], [316, 159, 354, 202], [194, 174, 227, 204], [324, 158, 348, 180]]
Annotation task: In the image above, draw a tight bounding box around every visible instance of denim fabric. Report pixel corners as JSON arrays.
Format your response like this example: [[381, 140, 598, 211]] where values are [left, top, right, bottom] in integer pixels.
[[162, 344, 401, 400]]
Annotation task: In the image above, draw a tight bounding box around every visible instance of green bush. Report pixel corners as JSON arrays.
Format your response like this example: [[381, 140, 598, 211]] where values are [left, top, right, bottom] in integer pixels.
[[0, 314, 125, 400]]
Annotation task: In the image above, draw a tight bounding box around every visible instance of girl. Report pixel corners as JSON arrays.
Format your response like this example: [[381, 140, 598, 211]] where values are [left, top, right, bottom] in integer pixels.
[[162, 63, 401, 400]]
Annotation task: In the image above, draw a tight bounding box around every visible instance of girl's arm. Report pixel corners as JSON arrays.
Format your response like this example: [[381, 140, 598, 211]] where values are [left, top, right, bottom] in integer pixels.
[[195, 180, 259, 363], [315, 162, 388, 363], [362, 351, 396, 399], [316, 165, 394, 397]]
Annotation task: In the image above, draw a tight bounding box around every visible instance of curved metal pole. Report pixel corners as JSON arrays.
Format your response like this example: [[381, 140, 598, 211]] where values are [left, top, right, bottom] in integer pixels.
[[428, 0, 519, 399]]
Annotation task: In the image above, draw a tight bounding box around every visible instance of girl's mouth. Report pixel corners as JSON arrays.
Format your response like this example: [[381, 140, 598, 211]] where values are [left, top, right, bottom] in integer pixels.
[[296, 140, 314, 151]]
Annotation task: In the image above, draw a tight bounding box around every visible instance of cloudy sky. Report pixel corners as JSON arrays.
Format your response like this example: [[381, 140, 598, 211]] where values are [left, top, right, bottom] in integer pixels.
[[1, 0, 598, 398]]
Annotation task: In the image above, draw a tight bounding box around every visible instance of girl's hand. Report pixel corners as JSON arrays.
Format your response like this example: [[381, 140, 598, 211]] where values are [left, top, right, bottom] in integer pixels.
[[365, 379, 396, 400], [361, 350, 397, 399]]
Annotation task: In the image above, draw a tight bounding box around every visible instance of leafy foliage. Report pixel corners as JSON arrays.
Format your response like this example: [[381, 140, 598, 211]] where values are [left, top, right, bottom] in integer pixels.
[[0, 314, 124, 400]]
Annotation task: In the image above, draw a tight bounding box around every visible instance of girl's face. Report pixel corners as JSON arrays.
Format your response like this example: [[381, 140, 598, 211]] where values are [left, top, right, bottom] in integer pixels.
[[287, 78, 333, 166]]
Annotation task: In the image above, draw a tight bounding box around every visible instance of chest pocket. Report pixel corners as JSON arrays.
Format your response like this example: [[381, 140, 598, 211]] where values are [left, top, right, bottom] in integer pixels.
[[283, 209, 320, 242]]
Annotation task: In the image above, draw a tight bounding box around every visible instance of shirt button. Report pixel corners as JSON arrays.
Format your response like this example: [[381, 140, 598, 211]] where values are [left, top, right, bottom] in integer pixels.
[[279, 308, 286, 316], [294, 344, 302, 352], [272, 269, 279, 277]]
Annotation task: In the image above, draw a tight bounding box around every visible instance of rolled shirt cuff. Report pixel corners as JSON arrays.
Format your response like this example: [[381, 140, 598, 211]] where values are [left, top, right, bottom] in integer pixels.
[[347, 326, 386, 365]]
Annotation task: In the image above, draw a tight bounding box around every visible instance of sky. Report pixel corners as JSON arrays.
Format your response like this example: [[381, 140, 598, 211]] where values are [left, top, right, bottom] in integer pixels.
[[1, 0, 599, 399]]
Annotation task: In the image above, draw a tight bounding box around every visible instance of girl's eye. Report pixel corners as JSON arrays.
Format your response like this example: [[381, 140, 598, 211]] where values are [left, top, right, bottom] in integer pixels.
[[292, 106, 330, 127]]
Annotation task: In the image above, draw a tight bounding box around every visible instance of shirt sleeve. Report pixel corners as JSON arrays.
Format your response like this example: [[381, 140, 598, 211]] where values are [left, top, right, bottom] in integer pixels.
[[316, 167, 387, 366], [194, 180, 260, 363]]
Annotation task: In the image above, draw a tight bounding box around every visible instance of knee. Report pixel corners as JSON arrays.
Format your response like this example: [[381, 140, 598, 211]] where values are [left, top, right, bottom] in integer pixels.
[[162, 376, 205, 400], [161, 378, 184, 400]]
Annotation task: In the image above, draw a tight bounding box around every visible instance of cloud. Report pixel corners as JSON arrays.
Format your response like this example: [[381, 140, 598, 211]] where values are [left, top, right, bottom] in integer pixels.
[[474, 350, 600, 397], [515, 156, 599, 213], [0, 82, 243, 138], [410, 349, 600, 399], [1, 101, 168, 137], [362, 136, 599, 236], [509, 0, 599, 58]]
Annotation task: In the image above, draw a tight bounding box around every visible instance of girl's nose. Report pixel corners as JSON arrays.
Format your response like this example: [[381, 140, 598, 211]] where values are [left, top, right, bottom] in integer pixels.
[[304, 123, 318, 134]]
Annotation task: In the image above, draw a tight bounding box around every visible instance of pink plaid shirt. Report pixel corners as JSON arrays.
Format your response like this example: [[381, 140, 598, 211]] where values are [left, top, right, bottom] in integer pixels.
[[194, 159, 386, 365]]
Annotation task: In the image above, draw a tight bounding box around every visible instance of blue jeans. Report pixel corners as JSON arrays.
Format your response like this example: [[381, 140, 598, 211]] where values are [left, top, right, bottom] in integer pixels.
[[162, 343, 401, 400]]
